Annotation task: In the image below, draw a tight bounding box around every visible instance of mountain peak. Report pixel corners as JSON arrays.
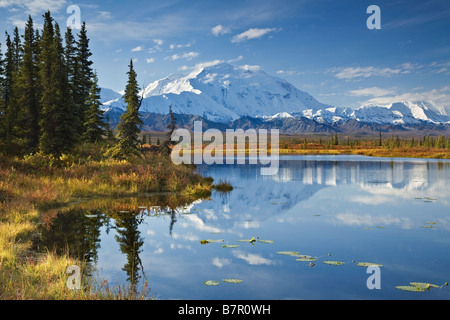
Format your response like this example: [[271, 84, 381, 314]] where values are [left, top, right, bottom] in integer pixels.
[[105, 62, 331, 122], [101, 63, 449, 126]]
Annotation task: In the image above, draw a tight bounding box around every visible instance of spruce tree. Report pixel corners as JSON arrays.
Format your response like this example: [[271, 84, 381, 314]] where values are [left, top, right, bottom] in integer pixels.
[[164, 105, 177, 152], [38, 13, 77, 155], [16, 16, 41, 153], [75, 22, 93, 134], [65, 26, 83, 135], [107, 60, 143, 159], [0, 42, 4, 152], [82, 72, 106, 143], [2, 32, 20, 154]]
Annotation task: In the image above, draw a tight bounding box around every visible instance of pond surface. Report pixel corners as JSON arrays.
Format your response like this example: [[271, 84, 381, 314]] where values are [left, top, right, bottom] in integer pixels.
[[36, 155, 450, 300]]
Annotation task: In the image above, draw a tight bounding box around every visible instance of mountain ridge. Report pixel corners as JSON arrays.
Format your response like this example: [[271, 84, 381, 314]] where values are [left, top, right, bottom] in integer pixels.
[[101, 62, 450, 132]]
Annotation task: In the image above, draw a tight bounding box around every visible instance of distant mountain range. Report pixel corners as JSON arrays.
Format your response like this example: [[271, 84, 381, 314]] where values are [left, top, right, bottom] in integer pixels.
[[101, 62, 450, 134]]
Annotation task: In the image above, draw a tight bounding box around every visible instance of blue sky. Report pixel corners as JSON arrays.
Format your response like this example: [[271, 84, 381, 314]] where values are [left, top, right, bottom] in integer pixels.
[[1, 0, 450, 111]]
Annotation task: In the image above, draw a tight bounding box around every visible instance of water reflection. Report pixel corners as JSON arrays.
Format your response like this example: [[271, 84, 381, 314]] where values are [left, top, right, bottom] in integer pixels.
[[194, 156, 450, 230], [34, 193, 210, 292], [34, 155, 450, 299]]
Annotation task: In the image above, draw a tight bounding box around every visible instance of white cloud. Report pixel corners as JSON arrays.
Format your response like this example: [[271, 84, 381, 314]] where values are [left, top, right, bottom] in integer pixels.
[[276, 70, 296, 76], [165, 51, 199, 61], [232, 250, 275, 265], [169, 43, 191, 50], [231, 27, 279, 43], [211, 24, 231, 37], [0, 0, 67, 15], [332, 66, 403, 80], [146, 58, 155, 63], [348, 87, 397, 97], [153, 39, 164, 46], [227, 55, 244, 63], [239, 64, 261, 71], [212, 257, 231, 268], [97, 11, 113, 20], [131, 46, 143, 52]]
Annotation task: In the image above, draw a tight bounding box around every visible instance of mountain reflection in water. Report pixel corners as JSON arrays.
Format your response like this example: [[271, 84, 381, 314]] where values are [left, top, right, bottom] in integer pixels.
[[34, 155, 450, 299]]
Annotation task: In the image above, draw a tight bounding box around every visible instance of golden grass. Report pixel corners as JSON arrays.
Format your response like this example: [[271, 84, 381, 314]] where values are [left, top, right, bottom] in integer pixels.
[[0, 152, 212, 300]]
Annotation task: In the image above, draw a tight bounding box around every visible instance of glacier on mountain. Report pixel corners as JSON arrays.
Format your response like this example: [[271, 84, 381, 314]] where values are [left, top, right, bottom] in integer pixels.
[[101, 62, 450, 126]]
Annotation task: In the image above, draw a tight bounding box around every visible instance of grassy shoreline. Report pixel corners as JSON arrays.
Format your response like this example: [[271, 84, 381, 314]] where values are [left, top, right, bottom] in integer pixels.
[[1, 144, 448, 299], [0, 151, 213, 299]]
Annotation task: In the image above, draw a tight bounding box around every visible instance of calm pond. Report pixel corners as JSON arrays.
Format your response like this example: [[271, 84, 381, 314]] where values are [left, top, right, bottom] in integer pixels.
[[35, 155, 450, 300]]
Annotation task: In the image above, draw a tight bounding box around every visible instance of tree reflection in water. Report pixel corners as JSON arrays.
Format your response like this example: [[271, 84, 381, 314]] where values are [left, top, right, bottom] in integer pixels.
[[33, 192, 210, 293]]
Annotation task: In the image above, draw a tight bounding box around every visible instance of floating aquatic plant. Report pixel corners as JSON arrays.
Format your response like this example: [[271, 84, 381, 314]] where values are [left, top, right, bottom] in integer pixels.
[[396, 282, 447, 292], [200, 239, 224, 245], [277, 251, 301, 256], [296, 255, 318, 262], [395, 285, 427, 292], [223, 279, 243, 284], [238, 237, 256, 245], [323, 261, 344, 265], [204, 280, 220, 286], [356, 262, 383, 267]]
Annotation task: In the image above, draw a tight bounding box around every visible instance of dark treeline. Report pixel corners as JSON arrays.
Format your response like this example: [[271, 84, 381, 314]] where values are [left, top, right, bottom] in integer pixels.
[[283, 132, 450, 150], [0, 11, 108, 157]]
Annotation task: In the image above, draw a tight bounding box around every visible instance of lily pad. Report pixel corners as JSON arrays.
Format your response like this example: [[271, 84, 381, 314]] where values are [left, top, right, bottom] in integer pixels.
[[238, 237, 256, 244], [322, 261, 345, 266], [356, 262, 383, 267], [204, 280, 220, 286], [410, 282, 439, 290], [296, 256, 318, 262], [223, 279, 243, 284], [396, 285, 426, 292], [277, 251, 300, 256], [200, 239, 224, 245]]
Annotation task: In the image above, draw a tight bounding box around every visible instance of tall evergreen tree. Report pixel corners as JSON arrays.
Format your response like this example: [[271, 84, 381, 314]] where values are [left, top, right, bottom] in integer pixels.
[[107, 60, 143, 159], [82, 72, 106, 143], [0, 42, 4, 152], [2, 32, 21, 154], [39, 14, 77, 155], [65, 26, 82, 134], [12, 27, 21, 68], [74, 22, 94, 134], [16, 16, 41, 153]]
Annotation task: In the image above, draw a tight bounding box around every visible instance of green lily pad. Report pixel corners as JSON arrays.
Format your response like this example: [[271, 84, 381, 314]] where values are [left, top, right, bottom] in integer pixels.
[[410, 282, 439, 290], [223, 279, 243, 284], [238, 237, 256, 243], [200, 239, 224, 245], [396, 285, 426, 292], [356, 262, 383, 267], [204, 280, 220, 286], [296, 255, 318, 262], [277, 251, 300, 256], [322, 261, 345, 266]]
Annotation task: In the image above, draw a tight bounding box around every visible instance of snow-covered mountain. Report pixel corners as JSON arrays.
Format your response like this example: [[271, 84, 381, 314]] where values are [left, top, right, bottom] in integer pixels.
[[303, 101, 450, 125], [103, 62, 332, 123], [101, 62, 450, 127]]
